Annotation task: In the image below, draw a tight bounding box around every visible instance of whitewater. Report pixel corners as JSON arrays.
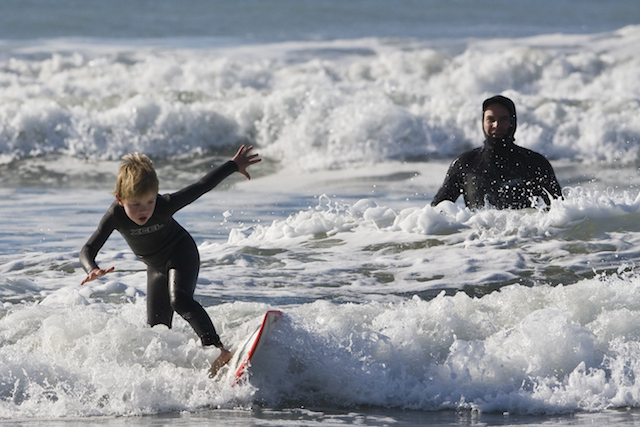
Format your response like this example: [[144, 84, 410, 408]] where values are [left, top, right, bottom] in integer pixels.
[[1, 3, 640, 425]]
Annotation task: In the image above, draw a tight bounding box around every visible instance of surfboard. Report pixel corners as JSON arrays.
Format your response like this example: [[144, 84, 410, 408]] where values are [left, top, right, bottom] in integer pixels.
[[215, 310, 283, 384]]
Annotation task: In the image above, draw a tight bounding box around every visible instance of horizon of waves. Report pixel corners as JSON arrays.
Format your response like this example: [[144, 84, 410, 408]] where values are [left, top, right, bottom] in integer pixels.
[[0, 26, 638, 173]]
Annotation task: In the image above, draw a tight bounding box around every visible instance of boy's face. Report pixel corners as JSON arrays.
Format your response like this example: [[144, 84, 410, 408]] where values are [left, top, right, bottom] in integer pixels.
[[117, 192, 157, 226]]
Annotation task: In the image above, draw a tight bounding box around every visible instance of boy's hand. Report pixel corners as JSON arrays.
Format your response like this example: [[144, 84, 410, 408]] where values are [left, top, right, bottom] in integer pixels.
[[81, 267, 115, 285], [231, 145, 261, 179]]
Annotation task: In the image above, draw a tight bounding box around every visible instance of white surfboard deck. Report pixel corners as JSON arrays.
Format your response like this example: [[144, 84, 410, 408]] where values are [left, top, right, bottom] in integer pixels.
[[216, 310, 283, 385]]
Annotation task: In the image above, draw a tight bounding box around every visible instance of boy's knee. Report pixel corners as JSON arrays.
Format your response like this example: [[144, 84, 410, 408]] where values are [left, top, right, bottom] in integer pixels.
[[169, 290, 194, 315]]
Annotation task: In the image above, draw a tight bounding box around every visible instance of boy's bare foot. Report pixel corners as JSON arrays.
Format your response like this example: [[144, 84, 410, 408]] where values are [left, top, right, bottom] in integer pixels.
[[208, 348, 232, 378]]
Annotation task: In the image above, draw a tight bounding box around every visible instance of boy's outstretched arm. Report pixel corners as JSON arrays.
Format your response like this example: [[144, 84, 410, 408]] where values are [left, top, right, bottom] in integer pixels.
[[231, 145, 261, 179]]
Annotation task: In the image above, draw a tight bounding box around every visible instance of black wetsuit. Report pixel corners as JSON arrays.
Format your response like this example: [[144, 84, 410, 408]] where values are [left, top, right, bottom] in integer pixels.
[[431, 95, 562, 210], [80, 160, 239, 348]]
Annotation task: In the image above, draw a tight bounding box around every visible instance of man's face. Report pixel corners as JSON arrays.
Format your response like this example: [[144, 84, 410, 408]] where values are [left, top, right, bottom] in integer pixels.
[[118, 192, 157, 226], [483, 103, 511, 138]]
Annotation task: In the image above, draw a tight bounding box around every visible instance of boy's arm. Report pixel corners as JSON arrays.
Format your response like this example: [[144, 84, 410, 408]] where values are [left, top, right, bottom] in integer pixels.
[[168, 145, 261, 211], [167, 161, 238, 211], [80, 209, 117, 277]]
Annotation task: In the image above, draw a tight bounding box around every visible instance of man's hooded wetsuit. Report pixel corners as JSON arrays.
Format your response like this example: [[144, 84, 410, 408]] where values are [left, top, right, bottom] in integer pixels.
[[80, 161, 239, 348], [431, 95, 562, 210]]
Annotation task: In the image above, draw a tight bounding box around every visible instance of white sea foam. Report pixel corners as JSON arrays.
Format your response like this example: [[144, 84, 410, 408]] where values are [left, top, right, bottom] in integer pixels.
[[0, 27, 639, 172], [3, 273, 640, 417], [3, 153, 640, 419]]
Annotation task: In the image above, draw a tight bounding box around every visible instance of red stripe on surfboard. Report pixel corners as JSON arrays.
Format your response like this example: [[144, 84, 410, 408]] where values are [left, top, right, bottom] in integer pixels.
[[233, 310, 282, 382]]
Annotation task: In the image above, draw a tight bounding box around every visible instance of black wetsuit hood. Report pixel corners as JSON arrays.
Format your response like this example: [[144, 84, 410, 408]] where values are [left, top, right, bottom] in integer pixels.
[[482, 95, 517, 150]]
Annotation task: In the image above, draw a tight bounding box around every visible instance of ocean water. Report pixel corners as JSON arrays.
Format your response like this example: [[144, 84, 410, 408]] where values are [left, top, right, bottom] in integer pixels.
[[2, 1, 640, 425]]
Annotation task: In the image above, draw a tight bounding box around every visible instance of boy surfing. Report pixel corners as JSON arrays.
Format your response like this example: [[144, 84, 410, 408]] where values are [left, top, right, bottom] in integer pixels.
[[80, 145, 260, 375]]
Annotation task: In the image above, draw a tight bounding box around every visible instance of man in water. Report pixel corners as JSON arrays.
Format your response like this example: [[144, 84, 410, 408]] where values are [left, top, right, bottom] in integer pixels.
[[431, 95, 561, 210]]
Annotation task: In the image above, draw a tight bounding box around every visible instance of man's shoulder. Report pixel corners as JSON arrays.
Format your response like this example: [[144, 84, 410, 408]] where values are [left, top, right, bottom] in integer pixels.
[[514, 145, 553, 166], [444, 147, 482, 172], [455, 147, 482, 160]]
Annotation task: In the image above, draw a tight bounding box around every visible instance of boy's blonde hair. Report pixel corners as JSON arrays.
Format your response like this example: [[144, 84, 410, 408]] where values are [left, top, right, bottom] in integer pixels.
[[114, 152, 159, 200]]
